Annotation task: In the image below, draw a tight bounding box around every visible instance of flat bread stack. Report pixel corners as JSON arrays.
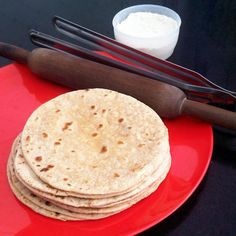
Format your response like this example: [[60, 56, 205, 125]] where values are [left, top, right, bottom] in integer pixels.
[[7, 88, 171, 221]]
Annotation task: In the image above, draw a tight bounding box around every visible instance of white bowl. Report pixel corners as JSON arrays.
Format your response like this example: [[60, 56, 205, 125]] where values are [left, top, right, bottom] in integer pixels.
[[112, 4, 181, 59]]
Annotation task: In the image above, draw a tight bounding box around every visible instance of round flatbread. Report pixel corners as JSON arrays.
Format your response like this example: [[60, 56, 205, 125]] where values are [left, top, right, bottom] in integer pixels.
[[15, 135, 170, 208], [21, 89, 170, 197], [48, 160, 170, 214], [8, 150, 169, 219], [7, 152, 115, 220]]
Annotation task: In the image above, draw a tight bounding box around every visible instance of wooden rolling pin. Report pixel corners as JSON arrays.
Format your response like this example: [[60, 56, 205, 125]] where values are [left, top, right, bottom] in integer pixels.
[[0, 42, 236, 130]]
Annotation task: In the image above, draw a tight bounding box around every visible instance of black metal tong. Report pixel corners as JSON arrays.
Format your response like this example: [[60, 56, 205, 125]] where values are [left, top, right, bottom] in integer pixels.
[[30, 16, 236, 105]]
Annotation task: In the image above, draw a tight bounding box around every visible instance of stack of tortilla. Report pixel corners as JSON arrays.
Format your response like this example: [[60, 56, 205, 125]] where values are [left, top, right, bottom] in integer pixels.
[[7, 88, 171, 221]]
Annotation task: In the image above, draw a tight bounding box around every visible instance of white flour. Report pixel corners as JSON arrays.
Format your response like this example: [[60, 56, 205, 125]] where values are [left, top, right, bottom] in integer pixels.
[[117, 12, 178, 37]]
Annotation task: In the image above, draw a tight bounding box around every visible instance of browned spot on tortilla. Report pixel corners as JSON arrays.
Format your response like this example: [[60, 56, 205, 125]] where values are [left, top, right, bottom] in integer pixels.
[[102, 109, 106, 113], [98, 124, 103, 129], [67, 183, 71, 186], [55, 212, 60, 216], [81, 95, 84, 98], [130, 163, 143, 172], [35, 156, 42, 162], [62, 122, 73, 131], [63, 178, 68, 181], [117, 140, 124, 144], [36, 164, 41, 167], [118, 118, 124, 123], [54, 141, 61, 145], [40, 167, 48, 172], [92, 165, 97, 168], [55, 109, 61, 113], [85, 89, 89, 91], [30, 193, 36, 197], [90, 105, 95, 109], [113, 172, 120, 177], [104, 94, 108, 97], [128, 126, 132, 129], [100, 146, 107, 153], [42, 132, 48, 138], [40, 164, 54, 172], [26, 136, 30, 142], [19, 154, 24, 158], [93, 112, 97, 115], [45, 201, 51, 206], [92, 133, 98, 137], [71, 150, 75, 153], [138, 144, 145, 148]]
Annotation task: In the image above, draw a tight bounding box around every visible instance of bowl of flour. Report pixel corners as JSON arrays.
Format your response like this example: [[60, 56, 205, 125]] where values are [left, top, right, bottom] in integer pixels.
[[112, 5, 181, 59]]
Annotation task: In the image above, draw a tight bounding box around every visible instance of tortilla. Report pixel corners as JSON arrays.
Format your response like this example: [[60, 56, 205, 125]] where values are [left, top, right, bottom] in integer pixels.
[[8, 150, 169, 219], [7, 152, 116, 220], [47, 159, 170, 214], [21, 89, 170, 197], [15, 135, 170, 208], [7, 88, 171, 221]]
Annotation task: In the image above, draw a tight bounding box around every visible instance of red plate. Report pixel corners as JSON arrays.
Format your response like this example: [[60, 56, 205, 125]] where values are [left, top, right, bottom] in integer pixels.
[[0, 63, 213, 236]]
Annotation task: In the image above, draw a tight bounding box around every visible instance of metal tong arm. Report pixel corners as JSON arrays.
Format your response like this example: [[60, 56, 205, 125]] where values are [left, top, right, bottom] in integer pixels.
[[29, 31, 197, 90], [53, 16, 236, 98], [30, 30, 236, 105]]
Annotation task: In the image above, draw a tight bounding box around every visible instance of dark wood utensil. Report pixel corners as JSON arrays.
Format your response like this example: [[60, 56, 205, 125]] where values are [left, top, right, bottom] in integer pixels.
[[30, 29, 236, 105], [0, 42, 236, 130]]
